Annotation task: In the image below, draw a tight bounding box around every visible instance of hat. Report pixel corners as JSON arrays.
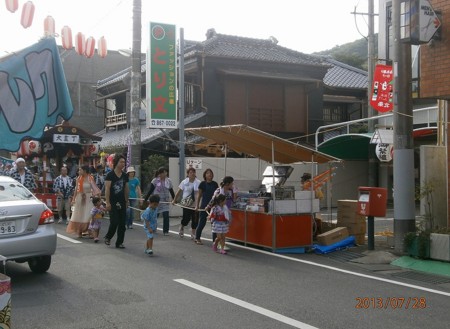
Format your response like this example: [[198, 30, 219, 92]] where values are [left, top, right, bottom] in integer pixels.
[[15, 157, 25, 164], [301, 173, 311, 180], [126, 166, 136, 174]]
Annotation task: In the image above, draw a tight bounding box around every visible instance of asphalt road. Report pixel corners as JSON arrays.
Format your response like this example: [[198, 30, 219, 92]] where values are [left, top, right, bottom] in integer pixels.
[[5, 219, 450, 329]]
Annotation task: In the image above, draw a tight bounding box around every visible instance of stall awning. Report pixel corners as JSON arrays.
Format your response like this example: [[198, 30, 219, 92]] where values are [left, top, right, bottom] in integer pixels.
[[318, 133, 373, 161], [185, 125, 340, 164]]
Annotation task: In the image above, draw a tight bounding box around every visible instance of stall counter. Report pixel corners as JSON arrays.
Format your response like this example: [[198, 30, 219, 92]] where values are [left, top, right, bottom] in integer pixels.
[[227, 209, 313, 252]]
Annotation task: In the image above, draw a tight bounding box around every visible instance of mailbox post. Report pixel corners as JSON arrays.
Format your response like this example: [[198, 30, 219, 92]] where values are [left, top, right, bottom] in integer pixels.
[[357, 187, 387, 250]]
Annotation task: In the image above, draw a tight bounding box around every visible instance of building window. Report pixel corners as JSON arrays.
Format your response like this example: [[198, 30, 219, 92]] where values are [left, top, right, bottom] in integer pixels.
[[323, 106, 346, 123]]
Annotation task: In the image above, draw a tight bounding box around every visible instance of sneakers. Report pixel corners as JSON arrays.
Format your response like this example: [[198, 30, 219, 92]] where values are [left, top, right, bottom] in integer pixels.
[[104, 238, 110, 246], [94, 238, 99, 243], [145, 249, 153, 255], [116, 244, 125, 249], [179, 226, 184, 237]]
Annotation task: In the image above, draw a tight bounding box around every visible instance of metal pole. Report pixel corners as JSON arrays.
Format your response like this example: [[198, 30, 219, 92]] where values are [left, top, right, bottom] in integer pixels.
[[367, 0, 378, 188], [130, 0, 142, 179], [178, 28, 185, 181], [392, 0, 416, 253]]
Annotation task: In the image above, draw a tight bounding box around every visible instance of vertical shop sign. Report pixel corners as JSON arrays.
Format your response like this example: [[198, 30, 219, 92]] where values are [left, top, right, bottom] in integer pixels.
[[146, 22, 177, 129], [370, 64, 393, 113]]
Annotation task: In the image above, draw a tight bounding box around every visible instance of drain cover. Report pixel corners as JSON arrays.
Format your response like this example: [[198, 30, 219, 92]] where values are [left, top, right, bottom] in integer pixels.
[[391, 271, 450, 285], [322, 250, 365, 262]]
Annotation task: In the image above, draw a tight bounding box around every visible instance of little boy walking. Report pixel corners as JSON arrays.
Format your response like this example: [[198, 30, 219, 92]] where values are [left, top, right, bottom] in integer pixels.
[[141, 194, 160, 255]]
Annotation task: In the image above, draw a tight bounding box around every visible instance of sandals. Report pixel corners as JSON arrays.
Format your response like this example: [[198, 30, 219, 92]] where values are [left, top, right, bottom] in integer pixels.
[[179, 226, 184, 237], [195, 239, 203, 245]]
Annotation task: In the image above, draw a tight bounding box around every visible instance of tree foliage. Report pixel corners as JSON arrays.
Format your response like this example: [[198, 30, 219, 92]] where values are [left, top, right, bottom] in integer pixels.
[[313, 35, 378, 70], [140, 154, 168, 192]]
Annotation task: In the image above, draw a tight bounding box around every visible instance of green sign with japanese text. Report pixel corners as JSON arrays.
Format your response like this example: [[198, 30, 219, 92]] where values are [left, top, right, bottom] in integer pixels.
[[146, 22, 177, 128]]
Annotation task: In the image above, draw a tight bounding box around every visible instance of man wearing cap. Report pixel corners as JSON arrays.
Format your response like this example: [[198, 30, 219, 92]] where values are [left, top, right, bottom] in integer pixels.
[[126, 166, 142, 229], [9, 158, 37, 192]]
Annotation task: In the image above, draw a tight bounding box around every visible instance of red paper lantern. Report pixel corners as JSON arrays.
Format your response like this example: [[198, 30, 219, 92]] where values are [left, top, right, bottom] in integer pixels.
[[84, 36, 95, 58], [5, 0, 18, 13], [74, 32, 85, 55], [17, 140, 30, 157], [20, 1, 35, 29], [44, 15, 55, 36], [28, 140, 41, 154], [97, 36, 107, 58], [61, 26, 73, 49]]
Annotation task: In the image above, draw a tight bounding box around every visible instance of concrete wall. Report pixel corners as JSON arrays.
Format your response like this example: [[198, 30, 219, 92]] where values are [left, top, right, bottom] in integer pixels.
[[420, 146, 447, 228]]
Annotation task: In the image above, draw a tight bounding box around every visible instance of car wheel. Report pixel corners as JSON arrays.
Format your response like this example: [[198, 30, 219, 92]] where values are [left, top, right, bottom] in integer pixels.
[[28, 256, 52, 273]]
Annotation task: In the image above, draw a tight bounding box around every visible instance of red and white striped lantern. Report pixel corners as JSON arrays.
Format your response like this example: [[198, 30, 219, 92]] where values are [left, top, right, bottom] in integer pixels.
[[61, 26, 73, 49], [16, 140, 30, 157], [20, 1, 35, 29], [74, 32, 85, 55], [5, 0, 18, 13], [43, 15, 55, 37], [84, 36, 95, 58], [97, 36, 107, 58], [28, 140, 41, 154]]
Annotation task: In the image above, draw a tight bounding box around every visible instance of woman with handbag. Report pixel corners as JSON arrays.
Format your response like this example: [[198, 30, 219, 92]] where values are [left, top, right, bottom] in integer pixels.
[[67, 165, 101, 238], [172, 167, 201, 238]]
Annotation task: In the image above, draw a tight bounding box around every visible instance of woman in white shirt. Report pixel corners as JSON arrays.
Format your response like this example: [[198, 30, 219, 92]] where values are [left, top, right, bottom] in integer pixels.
[[173, 167, 201, 238]]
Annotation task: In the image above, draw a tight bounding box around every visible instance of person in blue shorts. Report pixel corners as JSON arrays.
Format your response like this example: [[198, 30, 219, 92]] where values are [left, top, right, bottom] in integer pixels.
[[141, 194, 160, 255]]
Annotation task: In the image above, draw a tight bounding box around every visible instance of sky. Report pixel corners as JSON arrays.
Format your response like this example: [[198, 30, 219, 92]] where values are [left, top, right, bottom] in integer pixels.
[[0, 0, 379, 57]]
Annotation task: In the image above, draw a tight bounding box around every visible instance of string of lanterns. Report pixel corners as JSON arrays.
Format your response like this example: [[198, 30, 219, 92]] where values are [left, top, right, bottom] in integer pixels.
[[4, 0, 108, 58]]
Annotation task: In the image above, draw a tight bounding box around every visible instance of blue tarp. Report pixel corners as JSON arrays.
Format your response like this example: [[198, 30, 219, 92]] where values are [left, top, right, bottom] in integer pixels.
[[313, 236, 356, 254]]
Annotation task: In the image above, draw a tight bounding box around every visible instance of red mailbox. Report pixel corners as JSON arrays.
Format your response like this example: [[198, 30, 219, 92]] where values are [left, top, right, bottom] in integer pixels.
[[357, 187, 387, 217]]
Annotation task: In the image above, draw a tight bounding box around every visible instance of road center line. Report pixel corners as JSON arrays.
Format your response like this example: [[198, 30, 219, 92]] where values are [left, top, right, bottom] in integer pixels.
[[57, 234, 82, 243], [174, 279, 319, 329]]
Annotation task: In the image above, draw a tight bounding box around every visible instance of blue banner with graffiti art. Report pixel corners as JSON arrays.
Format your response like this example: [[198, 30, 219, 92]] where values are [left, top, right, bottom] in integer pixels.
[[0, 37, 73, 152]]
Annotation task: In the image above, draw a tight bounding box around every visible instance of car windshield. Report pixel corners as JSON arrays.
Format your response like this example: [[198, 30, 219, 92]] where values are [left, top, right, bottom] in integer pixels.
[[0, 182, 35, 201]]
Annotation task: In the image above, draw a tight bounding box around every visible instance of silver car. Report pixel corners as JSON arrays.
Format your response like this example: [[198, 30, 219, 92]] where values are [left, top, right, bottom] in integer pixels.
[[0, 176, 56, 273]]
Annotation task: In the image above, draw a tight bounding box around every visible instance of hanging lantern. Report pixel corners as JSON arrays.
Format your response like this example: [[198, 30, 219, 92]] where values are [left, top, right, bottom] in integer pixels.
[[20, 1, 35, 29], [84, 36, 95, 58], [74, 32, 85, 55], [43, 15, 55, 37], [43, 142, 54, 153], [16, 140, 30, 157], [61, 26, 73, 49], [90, 143, 99, 155], [97, 36, 107, 58], [28, 140, 41, 154], [5, 0, 18, 13]]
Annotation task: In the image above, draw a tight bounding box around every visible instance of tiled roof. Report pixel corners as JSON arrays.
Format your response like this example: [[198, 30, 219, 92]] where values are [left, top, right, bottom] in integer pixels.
[[96, 112, 206, 148], [96, 30, 330, 91], [321, 57, 368, 89], [193, 31, 327, 66]]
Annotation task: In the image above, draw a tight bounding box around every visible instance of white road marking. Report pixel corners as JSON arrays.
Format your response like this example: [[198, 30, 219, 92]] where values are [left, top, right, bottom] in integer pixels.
[[221, 241, 450, 297], [175, 279, 319, 329], [57, 234, 82, 244]]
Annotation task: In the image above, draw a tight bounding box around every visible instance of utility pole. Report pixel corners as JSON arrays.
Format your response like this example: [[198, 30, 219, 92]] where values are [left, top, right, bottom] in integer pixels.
[[130, 0, 142, 178], [367, 0, 377, 187], [392, 0, 415, 252], [178, 29, 185, 181]]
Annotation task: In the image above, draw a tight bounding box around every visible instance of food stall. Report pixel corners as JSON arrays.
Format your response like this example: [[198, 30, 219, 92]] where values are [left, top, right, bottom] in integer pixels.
[[185, 124, 340, 253]]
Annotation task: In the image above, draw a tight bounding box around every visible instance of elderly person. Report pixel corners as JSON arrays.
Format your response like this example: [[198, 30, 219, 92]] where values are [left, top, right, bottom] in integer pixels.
[[9, 158, 37, 192]]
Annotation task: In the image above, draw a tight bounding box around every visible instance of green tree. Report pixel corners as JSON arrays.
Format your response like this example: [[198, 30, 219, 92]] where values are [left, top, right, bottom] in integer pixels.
[[140, 154, 168, 192]]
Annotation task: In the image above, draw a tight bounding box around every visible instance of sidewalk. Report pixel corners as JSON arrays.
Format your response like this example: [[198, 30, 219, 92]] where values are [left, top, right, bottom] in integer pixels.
[[160, 210, 450, 287]]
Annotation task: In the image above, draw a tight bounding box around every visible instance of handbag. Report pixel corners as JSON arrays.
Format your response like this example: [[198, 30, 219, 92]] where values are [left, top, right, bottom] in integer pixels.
[[180, 190, 195, 207]]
